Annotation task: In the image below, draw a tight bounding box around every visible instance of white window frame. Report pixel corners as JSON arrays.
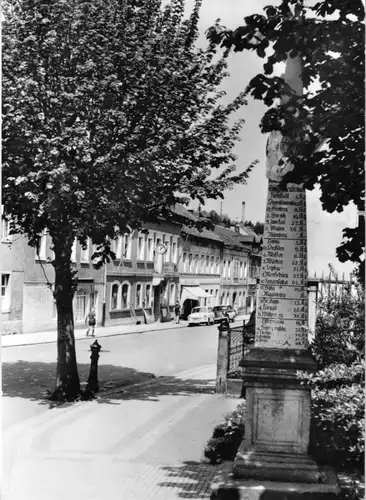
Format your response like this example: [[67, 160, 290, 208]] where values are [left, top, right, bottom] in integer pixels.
[[80, 239, 90, 263], [123, 234, 132, 260], [145, 283, 152, 307], [35, 232, 48, 261], [115, 235, 123, 259], [163, 237, 171, 263], [223, 261, 227, 278], [195, 254, 199, 273], [211, 256, 215, 274], [182, 252, 187, 272], [1, 215, 11, 242], [147, 236, 154, 262], [1, 273, 11, 312], [189, 254, 193, 273], [216, 258, 220, 274], [172, 239, 178, 264], [71, 238, 77, 263], [110, 282, 121, 310], [121, 281, 131, 309], [228, 261, 231, 278], [137, 235, 145, 261]]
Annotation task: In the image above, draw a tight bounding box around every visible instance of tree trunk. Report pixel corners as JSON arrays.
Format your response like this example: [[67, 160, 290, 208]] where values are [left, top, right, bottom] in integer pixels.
[[50, 236, 81, 401]]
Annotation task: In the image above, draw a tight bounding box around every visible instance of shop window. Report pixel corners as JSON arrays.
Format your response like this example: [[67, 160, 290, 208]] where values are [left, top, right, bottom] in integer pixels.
[[121, 282, 130, 308], [111, 283, 119, 310], [145, 284, 152, 307], [135, 283, 142, 308]]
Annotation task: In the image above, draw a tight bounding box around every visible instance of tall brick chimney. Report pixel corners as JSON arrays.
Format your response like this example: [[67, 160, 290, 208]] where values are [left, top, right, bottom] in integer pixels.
[[241, 202, 246, 224]]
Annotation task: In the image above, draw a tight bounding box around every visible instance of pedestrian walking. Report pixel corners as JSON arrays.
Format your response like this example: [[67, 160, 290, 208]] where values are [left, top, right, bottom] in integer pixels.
[[174, 301, 181, 324], [86, 307, 96, 337]]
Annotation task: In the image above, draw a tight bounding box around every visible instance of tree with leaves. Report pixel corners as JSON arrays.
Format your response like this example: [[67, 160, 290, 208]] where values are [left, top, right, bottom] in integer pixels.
[[2, 0, 255, 401], [207, 0, 365, 273]]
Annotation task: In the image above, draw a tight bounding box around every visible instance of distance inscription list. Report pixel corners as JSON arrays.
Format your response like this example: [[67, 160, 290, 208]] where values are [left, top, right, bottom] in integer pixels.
[[256, 182, 308, 349]]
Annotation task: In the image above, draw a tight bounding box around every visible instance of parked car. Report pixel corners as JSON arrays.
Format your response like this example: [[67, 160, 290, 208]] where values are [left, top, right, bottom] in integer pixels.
[[188, 306, 215, 326], [213, 305, 236, 323]]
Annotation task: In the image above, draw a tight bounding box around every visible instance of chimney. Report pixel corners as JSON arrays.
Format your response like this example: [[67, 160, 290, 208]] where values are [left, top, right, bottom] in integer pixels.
[[241, 202, 246, 224]]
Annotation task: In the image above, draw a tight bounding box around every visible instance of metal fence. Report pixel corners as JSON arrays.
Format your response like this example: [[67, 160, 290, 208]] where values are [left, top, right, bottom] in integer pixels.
[[227, 323, 255, 378]]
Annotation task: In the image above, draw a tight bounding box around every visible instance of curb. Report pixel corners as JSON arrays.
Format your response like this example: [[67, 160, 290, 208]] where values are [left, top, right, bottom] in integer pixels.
[[2, 321, 189, 348]]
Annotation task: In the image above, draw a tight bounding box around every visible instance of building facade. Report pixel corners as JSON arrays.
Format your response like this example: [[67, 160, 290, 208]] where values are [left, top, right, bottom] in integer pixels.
[[104, 220, 181, 326], [1, 207, 263, 335], [178, 225, 223, 318]]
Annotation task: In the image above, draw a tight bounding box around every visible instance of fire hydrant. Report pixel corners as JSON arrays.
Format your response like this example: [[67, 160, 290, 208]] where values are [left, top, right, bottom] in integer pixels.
[[86, 340, 101, 395]]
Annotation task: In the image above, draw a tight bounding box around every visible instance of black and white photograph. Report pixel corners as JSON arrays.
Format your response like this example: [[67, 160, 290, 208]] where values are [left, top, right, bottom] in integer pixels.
[[1, 0, 364, 498]]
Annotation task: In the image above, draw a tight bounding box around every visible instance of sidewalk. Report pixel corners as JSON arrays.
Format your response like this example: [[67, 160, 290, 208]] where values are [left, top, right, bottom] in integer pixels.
[[2, 314, 250, 348], [1, 318, 189, 348], [3, 364, 239, 500]]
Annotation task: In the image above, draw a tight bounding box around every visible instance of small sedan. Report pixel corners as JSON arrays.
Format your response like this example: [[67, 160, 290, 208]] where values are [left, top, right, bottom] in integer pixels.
[[188, 306, 215, 326], [213, 305, 236, 323]]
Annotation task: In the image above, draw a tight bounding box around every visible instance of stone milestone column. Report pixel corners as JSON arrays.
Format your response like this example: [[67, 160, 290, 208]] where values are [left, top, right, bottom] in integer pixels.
[[231, 52, 339, 496]]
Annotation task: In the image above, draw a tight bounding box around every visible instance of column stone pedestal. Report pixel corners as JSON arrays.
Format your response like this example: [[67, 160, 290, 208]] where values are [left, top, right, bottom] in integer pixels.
[[233, 347, 339, 489]]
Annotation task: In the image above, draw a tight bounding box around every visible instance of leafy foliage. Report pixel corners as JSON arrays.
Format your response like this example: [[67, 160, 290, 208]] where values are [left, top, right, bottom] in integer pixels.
[[204, 401, 245, 464], [299, 363, 365, 469], [310, 278, 365, 368], [299, 275, 365, 470], [2, 0, 254, 259], [207, 0, 365, 267]]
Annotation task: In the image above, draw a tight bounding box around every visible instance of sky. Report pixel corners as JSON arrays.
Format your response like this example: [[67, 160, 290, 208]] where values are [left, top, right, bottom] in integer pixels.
[[186, 0, 358, 277]]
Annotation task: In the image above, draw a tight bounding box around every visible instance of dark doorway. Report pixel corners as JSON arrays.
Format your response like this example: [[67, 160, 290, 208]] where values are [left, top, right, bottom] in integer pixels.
[[153, 285, 161, 320], [182, 299, 199, 320]]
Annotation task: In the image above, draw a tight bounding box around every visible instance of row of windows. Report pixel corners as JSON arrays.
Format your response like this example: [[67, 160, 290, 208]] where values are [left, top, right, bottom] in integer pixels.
[[110, 281, 177, 311], [34, 232, 179, 264], [181, 254, 250, 279], [223, 260, 248, 279], [181, 254, 221, 274]]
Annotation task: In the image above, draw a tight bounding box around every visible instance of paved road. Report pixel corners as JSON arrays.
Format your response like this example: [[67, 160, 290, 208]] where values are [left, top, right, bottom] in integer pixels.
[[3, 322, 242, 500], [2, 321, 231, 430]]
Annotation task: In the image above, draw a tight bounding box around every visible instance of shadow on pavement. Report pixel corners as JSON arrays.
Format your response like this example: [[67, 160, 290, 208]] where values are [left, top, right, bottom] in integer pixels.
[[97, 376, 216, 404], [2, 360, 216, 409], [158, 460, 218, 499], [2, 360, 156, 408]]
